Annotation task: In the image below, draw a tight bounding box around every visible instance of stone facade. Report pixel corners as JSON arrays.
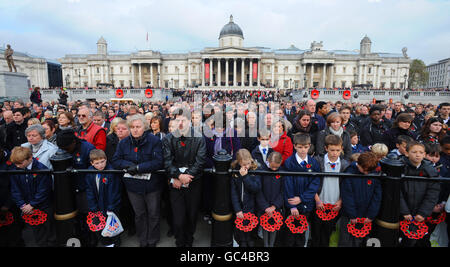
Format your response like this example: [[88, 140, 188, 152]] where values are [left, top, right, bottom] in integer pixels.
[[59, 16, 412, 90], [426, 58, 450, 89]]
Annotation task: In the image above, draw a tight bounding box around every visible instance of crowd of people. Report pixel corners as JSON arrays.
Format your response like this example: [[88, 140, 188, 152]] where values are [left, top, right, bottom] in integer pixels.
[[0, 90, 449, 248]]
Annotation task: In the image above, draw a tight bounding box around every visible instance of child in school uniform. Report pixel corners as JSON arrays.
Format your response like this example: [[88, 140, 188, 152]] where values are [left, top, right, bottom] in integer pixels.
[[256, 151, 284, 247], [349, 131, 368, 154], [389, 135, 414, 158], [399, 141, 440, 247], [439, 136, 450, 246], [282, 133, 321, 247], [311, 135, 350, 247], [251, 130, 274, 167], [9, 146, 56, 247], [230, 149, 261, 247], [338, 152, 382, 247], [85, 149, 122, 247]]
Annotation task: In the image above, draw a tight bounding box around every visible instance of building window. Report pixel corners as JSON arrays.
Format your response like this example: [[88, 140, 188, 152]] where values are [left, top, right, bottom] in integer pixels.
[[120, 67, 123, 73], [368, 67, 372, 74], [83, 69, 86, 75], [97, 67, 100, 73], [165, 67, 168, 73], [296, 66, 299, 73], [383, 69, 386, 75], [111, 67, 114, 74], [343, 67, 346, 73], [275, 66, 278, 73]]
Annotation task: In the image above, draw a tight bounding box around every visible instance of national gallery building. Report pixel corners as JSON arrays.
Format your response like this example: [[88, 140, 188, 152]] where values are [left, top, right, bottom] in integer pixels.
[[59, 15, 412, 90]]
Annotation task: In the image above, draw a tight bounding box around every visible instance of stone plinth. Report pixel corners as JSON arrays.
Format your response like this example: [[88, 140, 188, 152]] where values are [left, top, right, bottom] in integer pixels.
[[0, 71, 30, 102]]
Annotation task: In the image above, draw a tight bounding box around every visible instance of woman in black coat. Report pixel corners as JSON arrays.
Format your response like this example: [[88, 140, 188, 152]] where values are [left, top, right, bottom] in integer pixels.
[[291, 110, 319, 153], [315, 112, 352, 160], [382, 113, 415, 151]]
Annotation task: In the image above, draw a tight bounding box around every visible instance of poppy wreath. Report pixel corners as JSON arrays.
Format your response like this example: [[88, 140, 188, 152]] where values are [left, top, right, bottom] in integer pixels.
[[86, 211, 106, 232], [426, 212, 446, 225], [145, 89, 153, 98], [234, 212, 259, 232], [316, 203, 339, 221], [0, 211, 14, 227], [260, 211, 284, 232], [343, 90, 351, 100], [115, 89, 124, 98], [311, 89, 319, 99], [285, 214, 308, 234], [400, 219, 428, 240], [22, 209, 47, 226], [346, 218, 372, 238]]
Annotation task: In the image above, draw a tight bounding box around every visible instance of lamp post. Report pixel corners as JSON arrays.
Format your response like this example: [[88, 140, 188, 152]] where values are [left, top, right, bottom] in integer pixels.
[[290, 78, 292, 90], [171, 78, 174, 89]]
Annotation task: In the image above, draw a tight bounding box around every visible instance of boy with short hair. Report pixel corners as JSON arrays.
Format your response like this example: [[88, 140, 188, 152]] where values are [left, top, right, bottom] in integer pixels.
[[9, 146, 56, 247], [349, 131, 368, 154], [86, 149, 122, 247], [399, 141, 440, 247], [282, 133, 320, 247], [311, 135, 350, 247], [251, 130, 274, 167], [390, 135, 413, 157]]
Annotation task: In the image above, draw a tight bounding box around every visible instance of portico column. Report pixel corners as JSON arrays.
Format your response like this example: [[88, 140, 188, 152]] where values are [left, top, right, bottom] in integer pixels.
[[310, 64, 314, 88], [377, 65, 382, 89], [202, 59, 205, 87], [131, 64, 135, 87], [217, 59, 221, 87], [233, 58, 237, 87], [257, 59, 260, 87], [138, 64, 142, 88], [272, 63, 275, 87], [322, 64, 326, 88], [364, 64, 367, 84], [150, 64, 154, 87], [188, 63, 191, 88], [100, 65, 104, 83], [373, 65, 377, 88], [329, 65, 334, 88], [88, 65, 92, 87], [241, 59, 245, 87], [157, 64, 161, 87], [359, 64, 363, 84], [249, 59, 253, 87], [303, 64, 306, 88], [210, 58, 213, 86], [225, 59, 229, 87]]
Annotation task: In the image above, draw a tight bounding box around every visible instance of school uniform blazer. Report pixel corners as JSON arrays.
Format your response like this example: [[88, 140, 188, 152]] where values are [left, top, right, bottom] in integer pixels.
[[341, 163, 382, 220], [251, 146, 274, 168], [112, 131, 164, 194], [399, 158, 440, 218], [438, 153, 450, 203], [352, 144, 369, 154], [283, 154, 321, 213], [230, 168, 261, 214], [85, 165, 121, 213], [10, 159, 52, 210], [71, 140, 96, 192], [255, 164, 284, 215]]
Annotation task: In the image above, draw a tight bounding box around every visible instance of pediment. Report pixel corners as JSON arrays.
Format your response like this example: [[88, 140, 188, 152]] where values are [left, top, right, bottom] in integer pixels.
[[204, 47, 258, 54]]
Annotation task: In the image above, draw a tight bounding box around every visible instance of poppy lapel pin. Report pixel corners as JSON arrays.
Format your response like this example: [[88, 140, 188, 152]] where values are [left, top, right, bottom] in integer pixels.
[[134, 147, 138, 153], [6, 160, 12, 166], [419, 171, 424, 177], [180, 141, 186, 147], [367, 179, 372, 186], [102, 177, 108, 184], [275, 175, 281, 180]]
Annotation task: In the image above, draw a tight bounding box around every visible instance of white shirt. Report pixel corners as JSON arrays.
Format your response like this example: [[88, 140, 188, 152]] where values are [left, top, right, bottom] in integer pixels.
[[259, 145, 269, 163], [295, 153, 308, 166], [96, 174, 101, 192], [320, 154, 341, 204]]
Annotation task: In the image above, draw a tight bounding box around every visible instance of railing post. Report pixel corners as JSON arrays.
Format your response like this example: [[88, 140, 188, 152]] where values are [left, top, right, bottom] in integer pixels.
[[50, 149, 77, 247], [373, 153, 405, 247], [211, 150, 233, 247]]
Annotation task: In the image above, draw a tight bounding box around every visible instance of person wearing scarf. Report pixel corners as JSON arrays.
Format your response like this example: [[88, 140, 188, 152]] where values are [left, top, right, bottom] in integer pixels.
[[21, 124, 58, 170], [315, 112, 352, 160]]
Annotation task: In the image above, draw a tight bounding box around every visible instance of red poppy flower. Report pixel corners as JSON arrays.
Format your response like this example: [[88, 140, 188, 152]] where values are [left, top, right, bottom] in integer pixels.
[[134, 147, 138, 153], [180, 141, 186, 147], [419, 171, 423, 177], [367, 180, 372, 185], [6, 160, 12, 166], [76, 153, 80, 157], [33, 174, 37, 178], [36, 157, 39, 161], [306, 164, 311, 169], [102, 178, 107, 184], [375, 166, 381, 172], [275, 175, 281, 180]]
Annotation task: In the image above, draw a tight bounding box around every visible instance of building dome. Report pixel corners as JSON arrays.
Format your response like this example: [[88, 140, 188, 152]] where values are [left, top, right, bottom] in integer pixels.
[[219, 15, 244, 39]]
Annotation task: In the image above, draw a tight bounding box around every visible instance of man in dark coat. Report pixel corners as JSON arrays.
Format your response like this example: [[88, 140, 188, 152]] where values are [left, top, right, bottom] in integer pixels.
[[360, 105, 390, 147]]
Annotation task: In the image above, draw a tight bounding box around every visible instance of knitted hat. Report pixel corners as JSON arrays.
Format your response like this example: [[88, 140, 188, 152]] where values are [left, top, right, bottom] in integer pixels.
[[56, 129, 77, 148]]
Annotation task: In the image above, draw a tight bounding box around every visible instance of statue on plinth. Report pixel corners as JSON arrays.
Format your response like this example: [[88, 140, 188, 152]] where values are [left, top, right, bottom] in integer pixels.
[[4, 44, 17, 72]]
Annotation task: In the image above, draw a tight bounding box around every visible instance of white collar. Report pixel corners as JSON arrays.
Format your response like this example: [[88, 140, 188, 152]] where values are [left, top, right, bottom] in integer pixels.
[[27, 161, 33, 170], [324, 154, 340, 165], [295, 153, 308, 165]]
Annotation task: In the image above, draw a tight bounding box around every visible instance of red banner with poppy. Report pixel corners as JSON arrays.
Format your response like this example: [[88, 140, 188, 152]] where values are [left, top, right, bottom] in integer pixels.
[[205, 63, 210, 80], [252, 62, 258, 81]]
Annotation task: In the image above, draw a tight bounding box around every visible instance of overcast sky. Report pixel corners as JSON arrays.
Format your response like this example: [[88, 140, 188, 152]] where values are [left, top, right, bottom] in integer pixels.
[[1, 0, 449, 65]]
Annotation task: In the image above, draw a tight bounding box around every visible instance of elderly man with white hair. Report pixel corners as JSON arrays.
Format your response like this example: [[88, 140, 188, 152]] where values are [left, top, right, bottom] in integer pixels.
[[21, 124, 59, 169]]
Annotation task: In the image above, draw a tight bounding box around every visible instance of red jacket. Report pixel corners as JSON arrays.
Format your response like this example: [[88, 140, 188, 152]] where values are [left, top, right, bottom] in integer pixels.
[[270, 131, 293, 165], [76, 122, 107, 151]]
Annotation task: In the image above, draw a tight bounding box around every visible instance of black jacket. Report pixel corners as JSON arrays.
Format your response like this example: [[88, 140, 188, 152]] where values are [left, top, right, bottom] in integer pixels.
[[359, 120, 390, 147], [105, 133, 119, 162], [399, 158, 440, 218], [162, 128, 207, 182], [6, 120, 28, 150], [382, 127, 416, 151], [255, 164, 283, 215]]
